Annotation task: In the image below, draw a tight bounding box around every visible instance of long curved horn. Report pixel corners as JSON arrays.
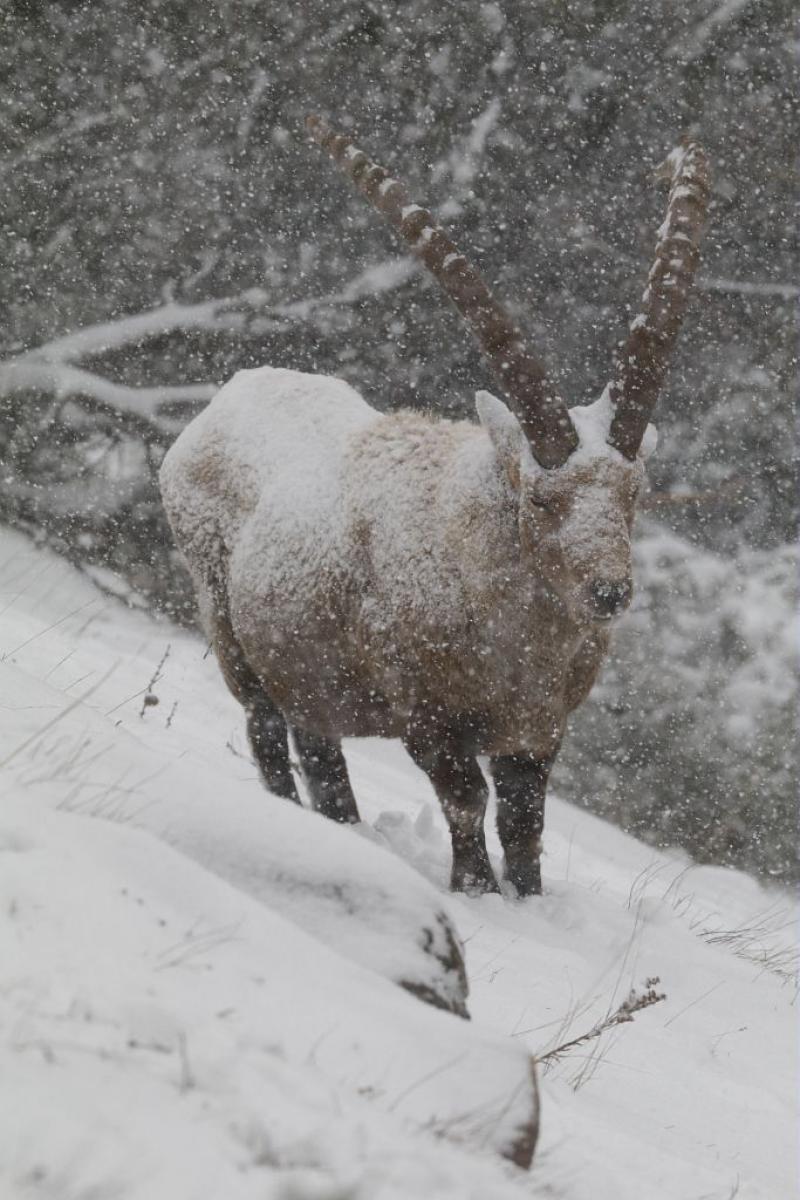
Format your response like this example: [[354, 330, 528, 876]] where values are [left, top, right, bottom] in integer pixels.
[[306, 115, 578, 470], [608, 140, 710, 460]]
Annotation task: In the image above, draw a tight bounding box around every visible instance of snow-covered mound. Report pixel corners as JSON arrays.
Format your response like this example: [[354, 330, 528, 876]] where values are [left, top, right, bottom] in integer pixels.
[[0, 526, 796, 1199], [0, 530, 538, 1191], [4, 632, 472, 1019]]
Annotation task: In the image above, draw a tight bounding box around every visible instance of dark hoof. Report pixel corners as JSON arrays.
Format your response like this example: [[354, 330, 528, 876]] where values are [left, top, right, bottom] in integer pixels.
[[504, 858, 542, 898], [451, 856, 501, 896]]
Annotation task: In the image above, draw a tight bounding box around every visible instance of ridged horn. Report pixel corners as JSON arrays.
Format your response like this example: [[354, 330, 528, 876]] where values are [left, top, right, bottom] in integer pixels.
[[608, 140, 711, 460], [306, 114, 578, 470]]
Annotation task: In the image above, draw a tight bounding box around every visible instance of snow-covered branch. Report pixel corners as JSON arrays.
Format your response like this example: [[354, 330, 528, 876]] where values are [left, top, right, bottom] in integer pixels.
[[0, 108, 127, 182], [278, 256, 418, 319], [0, 360, 215, 429], [696, 276, 799, 301], [570, 228, 796, 305], [432, 98, 502, 190], [1, 256, 418, 436], [18, 291, 279, 366], [16, 258, 418, 367], [430, 99, 503, 219], [666, 0, 757, 63]]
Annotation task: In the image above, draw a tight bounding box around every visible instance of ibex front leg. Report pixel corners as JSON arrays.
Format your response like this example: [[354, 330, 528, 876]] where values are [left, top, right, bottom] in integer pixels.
[[404, 726, 499, 896], [490, 751, 558, 897]]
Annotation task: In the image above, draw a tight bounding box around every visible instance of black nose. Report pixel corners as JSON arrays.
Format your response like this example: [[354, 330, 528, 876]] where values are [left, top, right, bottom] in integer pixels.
[[590, 579, 632, 617]]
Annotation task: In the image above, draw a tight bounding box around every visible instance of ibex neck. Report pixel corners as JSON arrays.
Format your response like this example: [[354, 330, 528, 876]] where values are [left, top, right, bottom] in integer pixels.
[[346, 413, 582, 657]]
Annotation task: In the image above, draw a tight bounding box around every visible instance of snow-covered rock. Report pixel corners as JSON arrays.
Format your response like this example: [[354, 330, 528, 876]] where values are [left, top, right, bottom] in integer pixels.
[[140, 775, 471, 1019]]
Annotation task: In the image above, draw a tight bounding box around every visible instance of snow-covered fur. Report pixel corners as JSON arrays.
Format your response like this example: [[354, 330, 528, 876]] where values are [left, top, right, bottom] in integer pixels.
[[161, 365, 649, 894]]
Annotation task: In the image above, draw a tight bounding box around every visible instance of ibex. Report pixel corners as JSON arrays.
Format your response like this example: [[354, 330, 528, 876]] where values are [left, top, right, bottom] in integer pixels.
[[160, 118, 709, 897]]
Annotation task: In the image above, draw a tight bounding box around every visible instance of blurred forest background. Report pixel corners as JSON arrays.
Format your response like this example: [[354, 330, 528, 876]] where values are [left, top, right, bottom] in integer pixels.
[[1, 1, 796, 881]]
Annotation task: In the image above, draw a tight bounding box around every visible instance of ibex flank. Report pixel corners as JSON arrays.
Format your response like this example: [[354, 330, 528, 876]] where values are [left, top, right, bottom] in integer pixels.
[[160, 119, 709, 897]]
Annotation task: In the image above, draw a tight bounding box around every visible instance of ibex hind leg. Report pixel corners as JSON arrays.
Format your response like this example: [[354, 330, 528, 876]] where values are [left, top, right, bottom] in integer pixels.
[[203, 582, 300, 804], [404, 727, 499, 896], [490, 751, 558, 897], [245, 700, 299, 802], [292, 727, 360, 824]]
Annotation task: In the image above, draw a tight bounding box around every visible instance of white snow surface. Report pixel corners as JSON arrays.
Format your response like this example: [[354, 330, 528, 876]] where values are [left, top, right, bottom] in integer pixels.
[[1, 525, 796, 1199], [568, 386, 657, 464]]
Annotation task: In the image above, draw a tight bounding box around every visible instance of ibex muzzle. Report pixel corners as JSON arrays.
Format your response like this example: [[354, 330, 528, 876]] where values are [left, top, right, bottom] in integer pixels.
[[591, 580, 632, 619], [161, 122, 709, 898]]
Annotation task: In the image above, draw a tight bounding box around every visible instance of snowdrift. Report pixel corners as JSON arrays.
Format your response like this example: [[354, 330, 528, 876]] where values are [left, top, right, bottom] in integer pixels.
[[0, 525, 796, 1199]]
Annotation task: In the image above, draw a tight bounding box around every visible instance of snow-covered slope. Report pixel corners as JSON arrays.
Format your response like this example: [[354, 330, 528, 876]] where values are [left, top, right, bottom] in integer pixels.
[[1, 526, 796, 1199]]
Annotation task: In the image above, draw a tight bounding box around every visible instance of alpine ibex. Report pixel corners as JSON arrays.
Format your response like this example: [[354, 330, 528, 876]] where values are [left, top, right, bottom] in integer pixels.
[[160, 118, 709, 896]]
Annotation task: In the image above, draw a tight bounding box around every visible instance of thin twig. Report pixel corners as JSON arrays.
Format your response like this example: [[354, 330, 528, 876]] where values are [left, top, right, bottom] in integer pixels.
[[537, 978, 666, 1066], [139, 644, 171, 717]]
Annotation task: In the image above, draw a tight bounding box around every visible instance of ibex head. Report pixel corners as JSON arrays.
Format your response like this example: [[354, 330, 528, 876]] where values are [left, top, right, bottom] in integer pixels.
[[476, 388, 646, 625], [307, 118, 709, 628]]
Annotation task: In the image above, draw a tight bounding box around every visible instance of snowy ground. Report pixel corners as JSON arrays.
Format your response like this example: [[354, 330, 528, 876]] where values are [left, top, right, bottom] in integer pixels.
[[1, 525, 796, 1200]]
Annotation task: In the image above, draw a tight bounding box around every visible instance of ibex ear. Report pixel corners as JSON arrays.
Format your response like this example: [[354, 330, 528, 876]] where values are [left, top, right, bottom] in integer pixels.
[[476, 390, 534, 491], [638, 422, 658, 461]]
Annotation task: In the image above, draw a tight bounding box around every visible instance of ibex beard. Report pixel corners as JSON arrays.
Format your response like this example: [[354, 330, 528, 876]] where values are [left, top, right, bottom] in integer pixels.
[[160, 123, 708, 898]]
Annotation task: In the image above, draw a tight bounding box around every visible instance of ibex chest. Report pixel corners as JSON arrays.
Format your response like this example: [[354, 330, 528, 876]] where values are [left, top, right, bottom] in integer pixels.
[[343, 583, 608, 755], [427, 617, 609, 756]]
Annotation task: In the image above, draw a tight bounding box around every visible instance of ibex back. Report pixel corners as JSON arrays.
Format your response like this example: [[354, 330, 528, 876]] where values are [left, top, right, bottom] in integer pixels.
[[161, 120, 709, 896]]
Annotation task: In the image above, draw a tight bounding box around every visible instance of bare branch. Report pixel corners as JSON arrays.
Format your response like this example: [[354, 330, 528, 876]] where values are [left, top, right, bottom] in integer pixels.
[[666, 0, 756, 64], [307, 114, 578, 469], [608, 140, 710, 460]]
